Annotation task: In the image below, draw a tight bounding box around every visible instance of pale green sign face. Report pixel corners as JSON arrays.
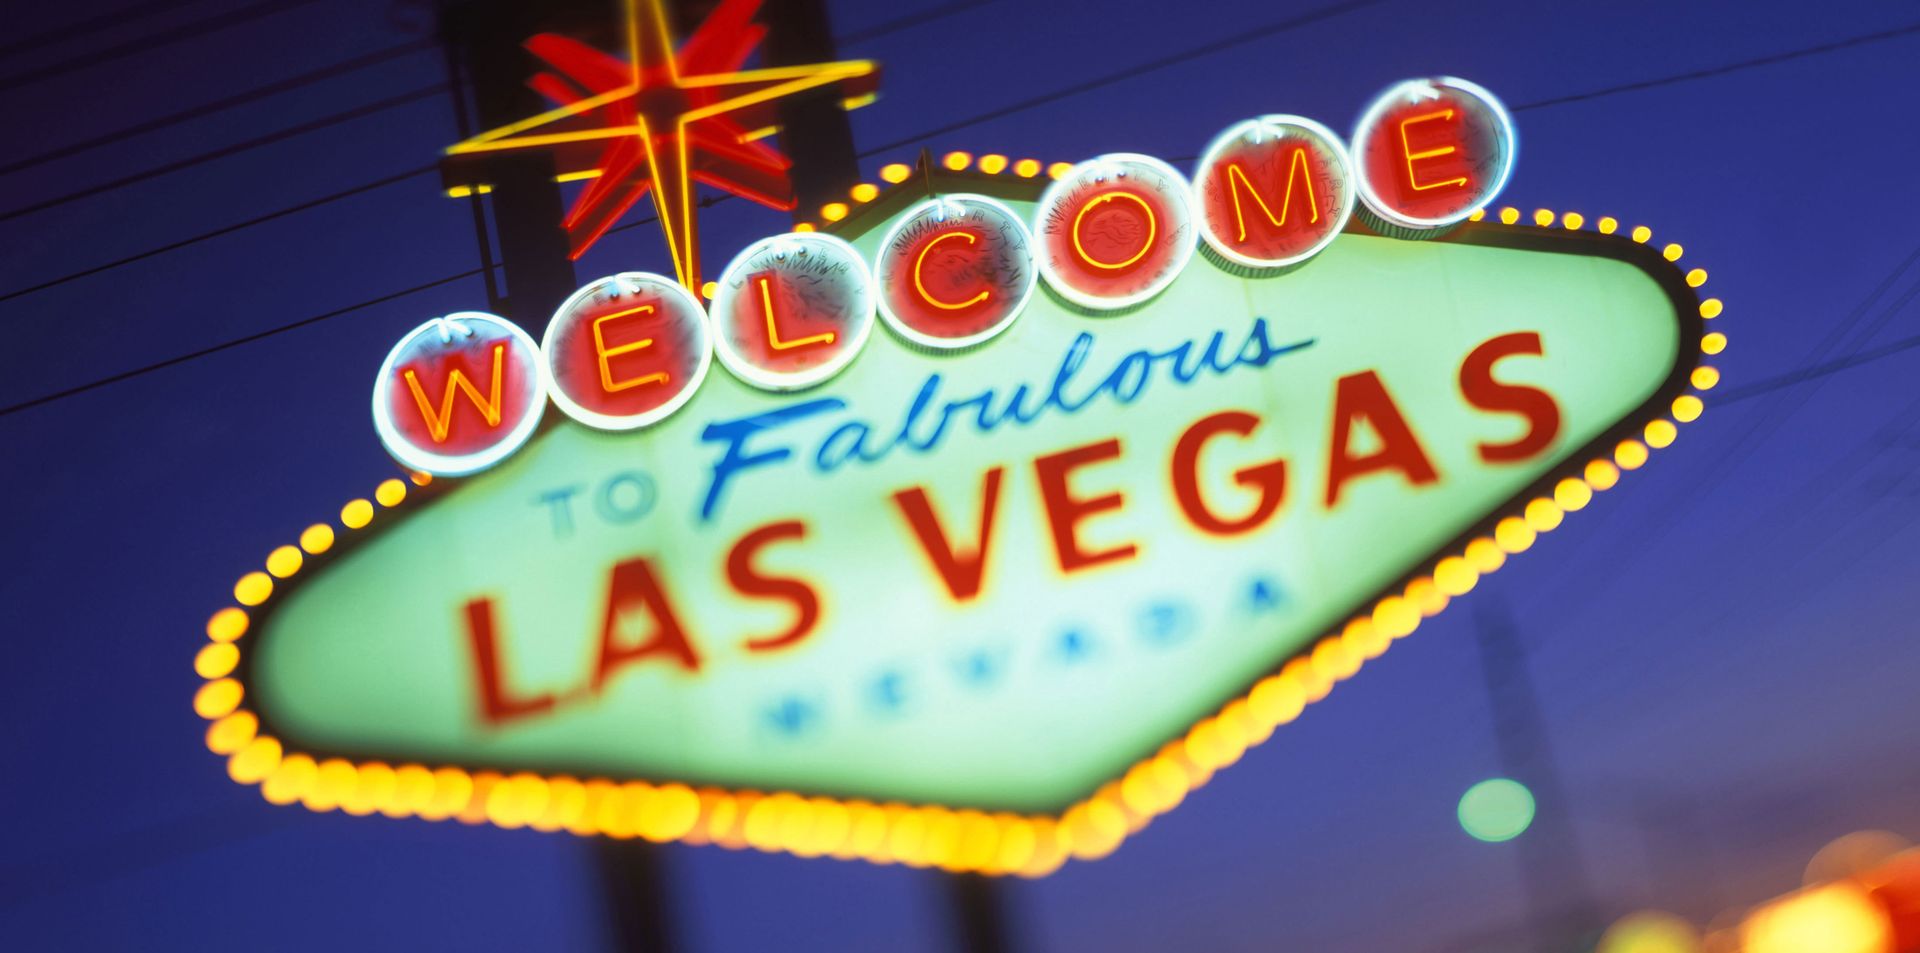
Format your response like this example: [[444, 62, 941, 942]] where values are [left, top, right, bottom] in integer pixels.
[[252, 187, 1695, 815]]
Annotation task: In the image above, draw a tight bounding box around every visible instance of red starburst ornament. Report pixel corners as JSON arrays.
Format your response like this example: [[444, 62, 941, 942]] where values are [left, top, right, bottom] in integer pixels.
[[445, 0, 880, 289]]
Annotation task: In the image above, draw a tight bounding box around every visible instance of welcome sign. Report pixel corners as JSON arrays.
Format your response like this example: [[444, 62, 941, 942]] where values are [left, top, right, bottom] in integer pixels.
[[193, 78, 1721, 876]]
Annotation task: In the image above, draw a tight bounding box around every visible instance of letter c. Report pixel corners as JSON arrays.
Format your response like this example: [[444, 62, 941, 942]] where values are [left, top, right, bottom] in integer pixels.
[[913, 231, 991, 311]]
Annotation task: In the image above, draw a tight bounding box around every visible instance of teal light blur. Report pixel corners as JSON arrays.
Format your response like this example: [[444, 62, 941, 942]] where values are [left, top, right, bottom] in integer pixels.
[[1458, 778, 1536, 842]]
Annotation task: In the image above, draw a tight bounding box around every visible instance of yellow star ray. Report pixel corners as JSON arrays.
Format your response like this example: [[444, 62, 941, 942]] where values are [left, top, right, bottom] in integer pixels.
[[440, 0, 879, 288]]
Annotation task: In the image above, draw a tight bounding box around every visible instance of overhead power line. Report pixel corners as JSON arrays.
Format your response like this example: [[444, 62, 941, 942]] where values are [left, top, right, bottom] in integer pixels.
[[0, 0, 997, 298], [0, 39, 436, 177], [1715, 301, 1920, 407], [0, 82, 445, 225], [838, 0, 1002, 47], [0, 266, 486, 418], [861, 0, 1392, 156], [1513, 20, 1920, 111], [7, 13, 1918, 414], [0, 0, 187, 59], [0, 164, 435, 305], [0, 0, 327, 91]]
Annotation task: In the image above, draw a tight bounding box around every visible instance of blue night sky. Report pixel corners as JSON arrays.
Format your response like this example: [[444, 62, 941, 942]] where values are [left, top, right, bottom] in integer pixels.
[[3, 1, 1919, 950]]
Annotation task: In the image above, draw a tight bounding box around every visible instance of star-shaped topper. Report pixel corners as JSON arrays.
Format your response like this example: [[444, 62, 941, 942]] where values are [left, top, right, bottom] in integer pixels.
[[445, 0, 880, 289]]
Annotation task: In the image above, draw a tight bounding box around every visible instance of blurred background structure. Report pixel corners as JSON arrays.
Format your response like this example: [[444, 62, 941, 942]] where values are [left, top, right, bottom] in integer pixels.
[[3, 1, 1920, 950]]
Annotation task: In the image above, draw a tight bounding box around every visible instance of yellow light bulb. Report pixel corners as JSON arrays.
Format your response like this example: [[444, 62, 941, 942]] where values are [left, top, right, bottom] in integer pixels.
[[195, 642, 240, 679], [298, 523, 334, 554], [375, 478, 406, 507], [265, 545, 302, 579], [341, 499, 374, 529], [1554, 477, 1593, 512], [233, 572, 272, 606], [206, 607, 248, 642]]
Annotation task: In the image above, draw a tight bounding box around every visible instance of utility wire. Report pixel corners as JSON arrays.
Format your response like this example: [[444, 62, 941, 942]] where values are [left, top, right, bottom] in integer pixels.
[[1715, 316, 1920, 407], [0, 83, 445, 225], [0, 0, 990, 230], [0, 266, 485, 418], [0, 0, 189, 59], [0, 40, 436, 177], [860, 0, 1392, 156], [9, 11, 1920, 413], [1512, 20, 1920, 111], [0, 0, 327, 91], [838, 0, 1000, 47], [0, 164, 436, 305]]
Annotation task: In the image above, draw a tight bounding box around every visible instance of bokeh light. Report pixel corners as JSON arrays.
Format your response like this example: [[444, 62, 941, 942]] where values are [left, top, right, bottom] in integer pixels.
[[1598, 911, 1700, 953], [1457, 778, 1535, 842], [1740, 882, 1893, 953]]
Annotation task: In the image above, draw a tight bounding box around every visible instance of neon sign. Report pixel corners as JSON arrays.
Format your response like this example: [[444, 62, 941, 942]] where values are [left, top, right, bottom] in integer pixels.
[[200, 79, 1725, 878], [875, 194, 1037, 350], [543, 273, 713, 431], [1193, 116, 1354, 270], [371, 313, 545, 476], [709, 233, 877, 391], [1035, 154, 1196, 310], [1351, 77, 1516, 234]]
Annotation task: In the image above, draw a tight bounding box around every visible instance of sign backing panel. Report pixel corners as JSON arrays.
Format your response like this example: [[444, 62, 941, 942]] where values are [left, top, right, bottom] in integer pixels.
[[200, 166, 1715, 875]]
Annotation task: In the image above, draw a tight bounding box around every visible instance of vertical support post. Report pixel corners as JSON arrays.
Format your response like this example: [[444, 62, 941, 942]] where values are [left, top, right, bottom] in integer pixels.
[[439, 3, 677, 950], [595, 838, 681, 953], [1472, 595, 1598, 947], [438, 0, 581, 333], [760, 0, 861, 217], [946, 872, 1016, 953]]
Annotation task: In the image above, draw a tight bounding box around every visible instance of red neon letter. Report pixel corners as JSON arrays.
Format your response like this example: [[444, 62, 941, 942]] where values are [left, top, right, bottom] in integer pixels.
[[593, 305, 670, 393], [1459, 332, 1561, 463], [463, 597, 556, 727], [404, 343, 505, 443], [1171, 411, 1289, 536], [892, 467, 1004, 601], [592, 556, 700, 692], [913, 231, 991, 311], [1034, 439, 1138, 574], [1324, 371, 1440, 508], [1225, 151, 1319, 242], [1399, 109, 1469, 192], [728, 520, 823, 653]]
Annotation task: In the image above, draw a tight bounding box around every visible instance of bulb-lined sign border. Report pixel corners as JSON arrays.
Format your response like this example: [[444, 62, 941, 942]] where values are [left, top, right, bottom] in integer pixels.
[[194, 143, 1720, 876]]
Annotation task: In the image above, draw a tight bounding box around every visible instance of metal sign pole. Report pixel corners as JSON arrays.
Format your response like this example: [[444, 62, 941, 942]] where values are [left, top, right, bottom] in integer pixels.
[[440, 2, 680, 950], [946, 873, 1017, 953]]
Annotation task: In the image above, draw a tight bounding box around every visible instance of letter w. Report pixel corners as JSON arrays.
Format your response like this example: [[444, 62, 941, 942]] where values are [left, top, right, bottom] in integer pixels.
[[404, 343, 505, 443]]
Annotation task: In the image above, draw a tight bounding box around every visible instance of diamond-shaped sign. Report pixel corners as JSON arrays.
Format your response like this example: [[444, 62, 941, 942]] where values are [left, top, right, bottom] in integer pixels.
[[198, 165, 1713, 877]]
